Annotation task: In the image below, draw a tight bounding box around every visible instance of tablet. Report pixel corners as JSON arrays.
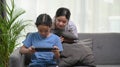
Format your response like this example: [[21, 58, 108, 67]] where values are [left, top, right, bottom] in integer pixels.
[[35, 47, 57, 52]]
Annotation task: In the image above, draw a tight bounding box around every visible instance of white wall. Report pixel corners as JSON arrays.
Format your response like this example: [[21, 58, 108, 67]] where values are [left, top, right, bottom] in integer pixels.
[[6, 0, 120, 47], [7, 0, 120, 33]]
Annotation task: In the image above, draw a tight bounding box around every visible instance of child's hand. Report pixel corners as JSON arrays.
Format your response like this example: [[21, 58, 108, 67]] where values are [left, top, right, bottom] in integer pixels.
[[27, 46, 36, 54], [52, 46, 60, 59], [60, 36, 64, 42]]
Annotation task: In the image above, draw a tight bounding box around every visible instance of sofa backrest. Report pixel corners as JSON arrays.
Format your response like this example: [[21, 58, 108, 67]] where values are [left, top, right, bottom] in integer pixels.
[[78, 33, 120, 65]]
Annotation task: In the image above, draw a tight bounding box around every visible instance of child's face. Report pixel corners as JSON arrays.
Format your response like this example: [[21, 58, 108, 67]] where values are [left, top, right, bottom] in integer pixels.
[[37, 25, 51, 37], [55, 16, 68, 29]]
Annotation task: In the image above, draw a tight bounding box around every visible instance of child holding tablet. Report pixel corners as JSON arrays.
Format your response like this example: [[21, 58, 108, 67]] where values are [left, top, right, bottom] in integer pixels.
[[20, 14, 63, 67]]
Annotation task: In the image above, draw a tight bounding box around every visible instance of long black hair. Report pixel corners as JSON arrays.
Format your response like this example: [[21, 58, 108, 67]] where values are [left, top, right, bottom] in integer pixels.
[[35, 14, 52, 27], [55, 7, 71, 20]]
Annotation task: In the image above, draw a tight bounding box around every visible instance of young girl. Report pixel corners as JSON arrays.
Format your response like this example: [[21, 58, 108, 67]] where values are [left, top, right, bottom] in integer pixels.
[[20, 14, 63, 67], [52, 7, 78, 38]]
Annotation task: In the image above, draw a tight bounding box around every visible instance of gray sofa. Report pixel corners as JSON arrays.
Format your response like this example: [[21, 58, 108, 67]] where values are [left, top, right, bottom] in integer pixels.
[[9, 33, 120, 67]]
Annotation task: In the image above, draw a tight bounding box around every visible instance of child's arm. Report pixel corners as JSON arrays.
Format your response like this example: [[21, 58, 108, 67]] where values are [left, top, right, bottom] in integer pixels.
[[20, 45, 35, 54]]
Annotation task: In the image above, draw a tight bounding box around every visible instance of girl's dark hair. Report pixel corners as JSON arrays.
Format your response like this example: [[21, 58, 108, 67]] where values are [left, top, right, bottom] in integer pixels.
[[55, 7, 71, 20], [35, 14, 52, 27]]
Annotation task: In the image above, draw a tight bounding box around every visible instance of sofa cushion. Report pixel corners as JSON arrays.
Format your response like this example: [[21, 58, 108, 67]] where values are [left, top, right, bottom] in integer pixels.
[[78, 39, 93, 49], [59, 40, 95, 67]]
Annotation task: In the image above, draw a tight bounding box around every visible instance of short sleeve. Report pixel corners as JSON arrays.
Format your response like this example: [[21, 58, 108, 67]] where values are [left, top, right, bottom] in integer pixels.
[[22, 33, 33, 48], [65, 21, 78, 38], [55, 36, 63, 52], [68, 21, 78, 38]]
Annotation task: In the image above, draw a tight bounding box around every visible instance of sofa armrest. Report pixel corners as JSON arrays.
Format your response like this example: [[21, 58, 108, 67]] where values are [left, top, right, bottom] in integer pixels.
[[9, 47, 25, 67]]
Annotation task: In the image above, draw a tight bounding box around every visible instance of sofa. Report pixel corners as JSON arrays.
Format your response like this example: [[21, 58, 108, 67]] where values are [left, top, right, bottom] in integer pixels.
[[9, 33, 120, 67]]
